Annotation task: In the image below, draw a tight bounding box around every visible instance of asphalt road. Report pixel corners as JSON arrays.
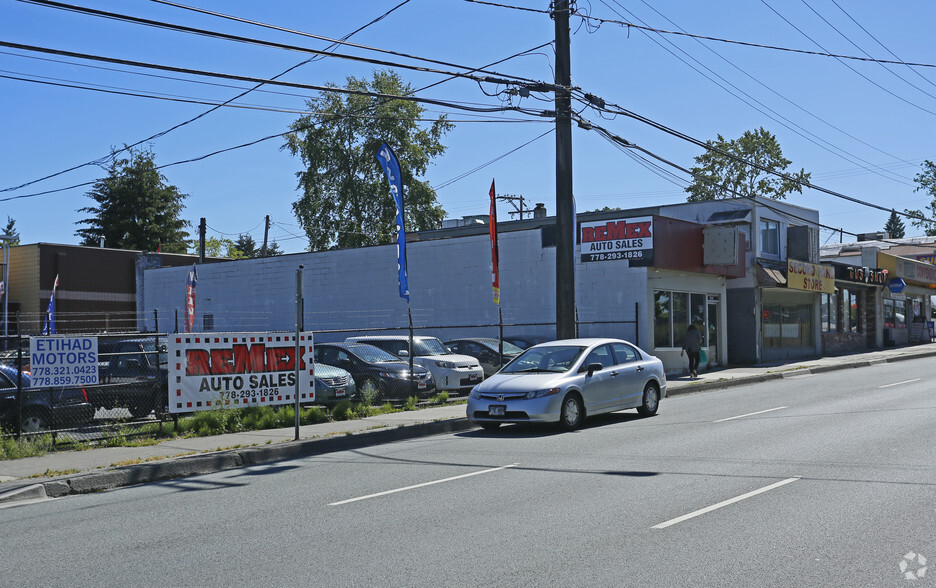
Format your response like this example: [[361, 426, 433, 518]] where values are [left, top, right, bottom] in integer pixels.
[[4, 358, 935, 587]]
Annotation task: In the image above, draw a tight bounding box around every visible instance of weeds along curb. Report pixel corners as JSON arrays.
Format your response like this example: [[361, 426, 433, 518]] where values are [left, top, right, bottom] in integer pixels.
[[666, 373, 784, 396], [25, 417, 476, 500]]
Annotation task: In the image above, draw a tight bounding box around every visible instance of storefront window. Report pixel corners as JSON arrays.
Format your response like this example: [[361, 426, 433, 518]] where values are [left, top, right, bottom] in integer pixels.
[[762, 302, 813, 347], [673, 292, 689, 346], [896, 299, 907, 328], [760, 219, 780, 256], [654, 291, 671, 348], [884, 298, 895, 328], [842, 289, 861, 333], [821, 293, 837, 332], [654, 290, 712, 348]]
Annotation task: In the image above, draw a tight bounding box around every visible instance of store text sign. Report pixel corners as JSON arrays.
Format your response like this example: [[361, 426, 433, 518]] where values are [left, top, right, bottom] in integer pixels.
[[579, 216, 654, 265], [833, 264, 888, 286], [787, 259, 834, 294], [168, 332, 314, 414]]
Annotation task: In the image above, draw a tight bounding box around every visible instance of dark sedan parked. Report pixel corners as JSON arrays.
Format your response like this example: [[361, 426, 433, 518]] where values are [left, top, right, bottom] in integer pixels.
[[0, 364, 96, 433], [444, 338, 523, 378], [313, 343, 435, 403]]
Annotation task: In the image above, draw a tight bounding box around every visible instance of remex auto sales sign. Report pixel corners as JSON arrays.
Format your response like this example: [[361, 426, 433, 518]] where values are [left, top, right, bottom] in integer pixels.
[[168, 332, 314, 413], [579, 216, 654, 265]]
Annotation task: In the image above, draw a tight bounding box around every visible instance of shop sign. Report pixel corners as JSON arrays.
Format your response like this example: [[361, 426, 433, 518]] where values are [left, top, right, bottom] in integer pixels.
[[896, 256, 936, 283], [833, 264, 888, 286], [579, 216, 653, 265], [914, 253, 936, 265], [888, 278, 906, 294], [787, 259, 834, 294]]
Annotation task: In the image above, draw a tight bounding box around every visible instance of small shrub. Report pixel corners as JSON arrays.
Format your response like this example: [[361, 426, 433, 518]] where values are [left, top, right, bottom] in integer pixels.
[[403, 396, 419, 411], [332, 400, 353, 421]]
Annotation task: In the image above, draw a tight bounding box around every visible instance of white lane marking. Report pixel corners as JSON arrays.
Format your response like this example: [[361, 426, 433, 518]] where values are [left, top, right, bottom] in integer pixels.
[[714, 406, 787, 422], [879, 378, 921, 389], [329, 463, 519, 506], [652, 477, 800, 529]]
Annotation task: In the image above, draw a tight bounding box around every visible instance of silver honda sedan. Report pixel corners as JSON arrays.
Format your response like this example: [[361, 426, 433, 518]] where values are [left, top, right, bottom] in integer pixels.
[[466, 338, 666, 431]]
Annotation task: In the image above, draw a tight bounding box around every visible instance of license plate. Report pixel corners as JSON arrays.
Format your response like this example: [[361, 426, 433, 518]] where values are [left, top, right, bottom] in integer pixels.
[[417, 381, 427, 389], [335, 389, 346, 397], [470, 374, 479, 382], [489, 405, 505, 416]]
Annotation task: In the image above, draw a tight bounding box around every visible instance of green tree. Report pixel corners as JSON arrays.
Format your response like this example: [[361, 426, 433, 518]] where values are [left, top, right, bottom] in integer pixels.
[[904, 160, 936, 236], [3, 217, 20, 246], [685, 127, 811, 201], [884, 210, 906, 239], [76, 147, 190, 251], [189, 236, 247, 259], [283, 69, 452, 251], [229, 234, 284, 258]]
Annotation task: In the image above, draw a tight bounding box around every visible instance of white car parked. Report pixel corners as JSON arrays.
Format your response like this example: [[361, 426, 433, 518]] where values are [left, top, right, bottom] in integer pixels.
[[344, 335, 484, 394]]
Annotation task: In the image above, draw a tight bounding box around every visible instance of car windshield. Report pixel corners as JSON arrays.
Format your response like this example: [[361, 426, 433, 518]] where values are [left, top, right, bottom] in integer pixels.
[[501, 345, 586, 373], [414, 338, 449, 356], [349, 344, 403, 363], [479, 340, 524, 355]]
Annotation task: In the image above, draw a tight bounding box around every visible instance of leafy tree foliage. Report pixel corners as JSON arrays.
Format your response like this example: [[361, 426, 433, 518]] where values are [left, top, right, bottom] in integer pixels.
[[904, 160, 936, 236], [685, 128, 811, 201], [190, 236, 245, 259], [76, 147, 190, 251], [884, 210, 906, 239], [284, 70, 452, 251], [3, 217, 20, 246]]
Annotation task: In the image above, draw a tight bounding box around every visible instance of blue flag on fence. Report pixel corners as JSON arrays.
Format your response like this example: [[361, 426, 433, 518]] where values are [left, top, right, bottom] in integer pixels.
[[375, 143, 410, 302], [42, 274, 59, 335]]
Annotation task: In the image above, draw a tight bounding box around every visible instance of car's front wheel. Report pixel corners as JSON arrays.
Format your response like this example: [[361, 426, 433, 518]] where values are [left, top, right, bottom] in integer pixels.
[[559, 393, 584, 431], [637, 383, 660, 417], [21, 411, 49, 433]]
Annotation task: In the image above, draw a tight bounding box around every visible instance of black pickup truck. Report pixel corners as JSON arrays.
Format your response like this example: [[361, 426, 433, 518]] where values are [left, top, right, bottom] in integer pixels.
[[87, 337, 168, 419]]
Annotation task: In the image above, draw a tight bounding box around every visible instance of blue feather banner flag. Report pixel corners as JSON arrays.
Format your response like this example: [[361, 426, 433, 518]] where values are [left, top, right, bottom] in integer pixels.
[[375, 143, 410, 302]]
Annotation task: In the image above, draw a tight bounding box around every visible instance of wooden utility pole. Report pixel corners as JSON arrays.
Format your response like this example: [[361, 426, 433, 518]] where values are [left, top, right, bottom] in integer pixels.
[[261, 215, 270, 257], [554, 0, 575, 339]]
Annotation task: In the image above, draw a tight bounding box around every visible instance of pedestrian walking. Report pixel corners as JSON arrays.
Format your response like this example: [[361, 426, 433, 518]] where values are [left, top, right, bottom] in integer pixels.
[[680, 324, 703, 378]]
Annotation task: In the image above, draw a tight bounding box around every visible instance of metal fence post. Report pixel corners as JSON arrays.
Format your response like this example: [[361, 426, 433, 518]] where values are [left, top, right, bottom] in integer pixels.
[[408, 308, 415, 398], [15, 327, 22, 440], [635, 301, 640, 347], [294, 265, 304, 441]]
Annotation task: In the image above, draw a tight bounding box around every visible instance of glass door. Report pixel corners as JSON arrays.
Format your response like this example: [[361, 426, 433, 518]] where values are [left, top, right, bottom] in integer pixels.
[[707, 299, 719, 366]]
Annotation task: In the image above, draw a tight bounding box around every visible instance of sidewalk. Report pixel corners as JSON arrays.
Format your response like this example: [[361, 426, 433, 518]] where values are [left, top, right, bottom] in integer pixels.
[[3, 341, 936, 503]]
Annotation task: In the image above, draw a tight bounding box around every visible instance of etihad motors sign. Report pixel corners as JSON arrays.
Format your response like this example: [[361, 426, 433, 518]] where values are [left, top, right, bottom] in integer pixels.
[[168, 332, 315, 413], [579, 216, 654, 265], [787, 259, 834, 294]]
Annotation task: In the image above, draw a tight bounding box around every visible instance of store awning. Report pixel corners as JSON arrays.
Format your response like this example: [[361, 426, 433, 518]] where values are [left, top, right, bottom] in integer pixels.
[[757, 263, 787, 287]]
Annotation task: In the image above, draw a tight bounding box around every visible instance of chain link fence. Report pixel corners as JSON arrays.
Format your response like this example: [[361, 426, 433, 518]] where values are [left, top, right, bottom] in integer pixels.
[[1, 305, 639, 445]]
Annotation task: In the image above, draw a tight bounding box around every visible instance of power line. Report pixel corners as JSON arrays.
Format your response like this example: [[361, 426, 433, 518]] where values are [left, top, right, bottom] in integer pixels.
[[1, 0, 415, 193], [599, 0, 915, 187], [465, 0, 936, 69], [630, 0, 916, 183], [761, 0, 936, 118], [573, 98, 935, 226], [19, 0, 545, 87], [434, 129, 554, 190]]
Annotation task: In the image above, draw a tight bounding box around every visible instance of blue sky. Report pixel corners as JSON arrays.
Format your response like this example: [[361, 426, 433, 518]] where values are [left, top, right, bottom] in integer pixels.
[[3, 0, 936, 253]]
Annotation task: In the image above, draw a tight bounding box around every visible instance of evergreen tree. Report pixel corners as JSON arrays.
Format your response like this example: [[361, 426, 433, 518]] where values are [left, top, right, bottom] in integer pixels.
[[884, 210, 906, 239], [76, 147, 190, 251]]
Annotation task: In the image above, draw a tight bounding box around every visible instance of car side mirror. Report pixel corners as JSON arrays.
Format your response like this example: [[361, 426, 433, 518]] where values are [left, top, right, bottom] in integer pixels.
[[586, 362, 602, 376], [398, 349, 409, 357]]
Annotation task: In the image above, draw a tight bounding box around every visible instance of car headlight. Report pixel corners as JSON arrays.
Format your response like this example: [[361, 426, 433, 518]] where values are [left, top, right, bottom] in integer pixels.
[[435, 361, 454, 368], [469, 386, 481, 399], [525, 387, 561, 399], [380, 371, 410, 379]]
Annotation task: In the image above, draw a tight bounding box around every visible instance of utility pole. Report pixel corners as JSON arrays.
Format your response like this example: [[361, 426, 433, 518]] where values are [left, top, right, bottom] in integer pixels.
[[261, 215, 270, 257], [498, 194, 528, 220], [198, 217, 206, 264], [554, 0, 575, 340]]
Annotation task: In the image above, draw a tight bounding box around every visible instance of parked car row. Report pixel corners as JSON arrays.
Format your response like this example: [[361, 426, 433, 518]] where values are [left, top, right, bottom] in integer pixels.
[[0, 364, 96, 433]]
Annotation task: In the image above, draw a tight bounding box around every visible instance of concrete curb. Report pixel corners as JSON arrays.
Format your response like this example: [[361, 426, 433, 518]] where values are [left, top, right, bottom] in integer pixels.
[[0, 417, 476, 503]]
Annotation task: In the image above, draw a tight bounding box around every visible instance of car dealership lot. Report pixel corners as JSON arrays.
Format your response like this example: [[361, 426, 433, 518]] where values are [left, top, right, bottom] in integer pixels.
[[3, 358, 936, 586]]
